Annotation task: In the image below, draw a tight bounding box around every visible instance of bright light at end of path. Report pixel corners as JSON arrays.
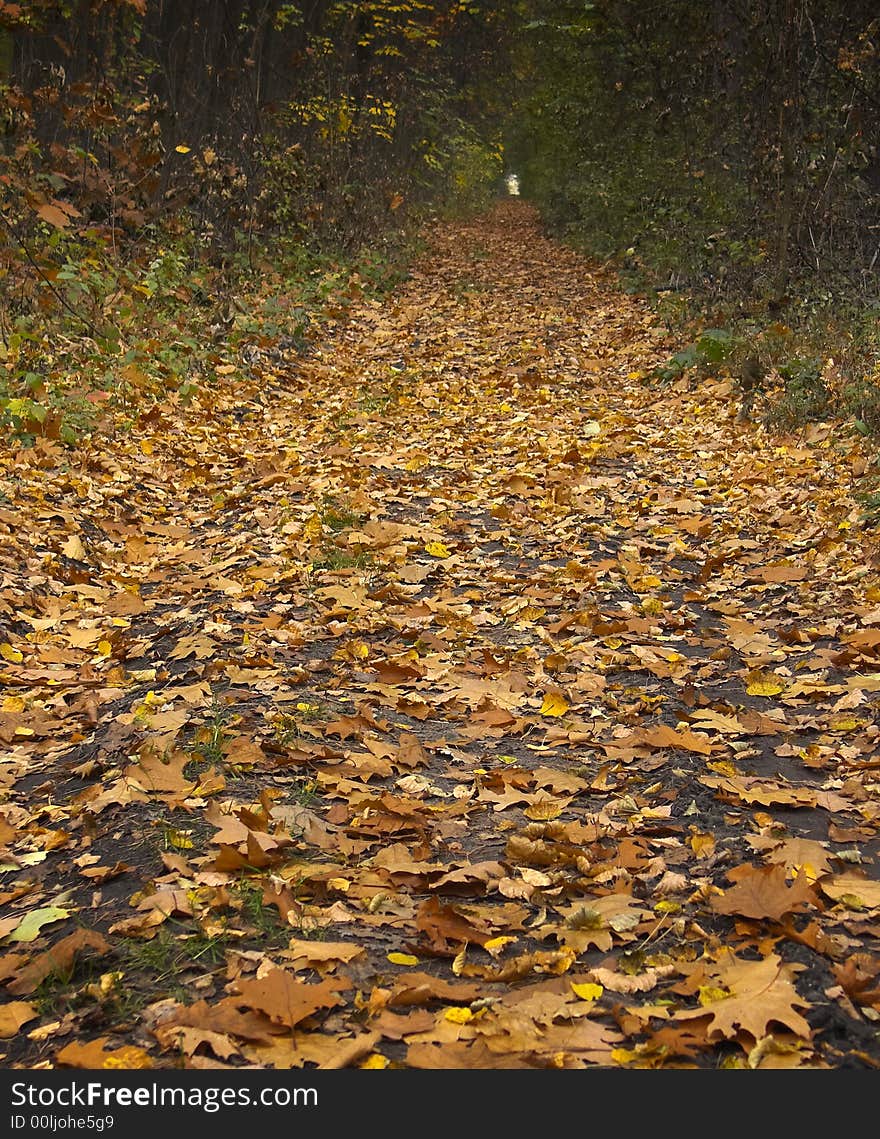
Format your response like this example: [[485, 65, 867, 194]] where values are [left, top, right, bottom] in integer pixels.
[[505, 173, 520, 196]]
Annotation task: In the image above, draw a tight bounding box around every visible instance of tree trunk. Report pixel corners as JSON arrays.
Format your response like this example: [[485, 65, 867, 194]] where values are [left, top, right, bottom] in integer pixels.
[[774, 0, 800, 298]]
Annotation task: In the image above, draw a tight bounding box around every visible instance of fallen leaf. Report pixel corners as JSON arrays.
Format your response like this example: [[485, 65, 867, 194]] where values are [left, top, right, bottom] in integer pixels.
[[6, 930, 111, 996], [711, 865, 818, 920], [745, 670, 787, 697], [7, 905, 71, 944], [234, 970, 348, 1027], [387, 952, 420, 966], [0, 1001, 38, 1037], [540, 692, 569, 718], [55, 1038, 154, 1068]]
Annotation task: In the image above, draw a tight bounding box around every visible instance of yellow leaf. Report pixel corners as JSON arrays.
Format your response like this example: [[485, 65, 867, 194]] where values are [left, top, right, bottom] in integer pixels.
[[571, 982, 603, 1001], [690, 832, 716, 858], [745, 670, 786, 697], [303, 512, 323, 540], [654, 900, 680, 914], [175, 144, 191, 154], [387, 952, 419, 966], [793, 862, 820, 884], [425, 541, 451, 558], [451, 945, 468, 976], [444, 1006, 474, 1024], [2, 696, 25, 713], [140, 439, 154, 455], [828, 715, 862, 732], [838, 893, 869, 910], [164, 829, 194, 850], [360, 1053, 390, 1069], [540, 692, 569, 718], [483, 936, 517, 956], [525, 798, 563, 820], [96, 640, 113, 658], [707, 759, 737, 777], [698, 985, 731, 1006], [102, 1047, 154, 1069], [0, 643, 23, 663]]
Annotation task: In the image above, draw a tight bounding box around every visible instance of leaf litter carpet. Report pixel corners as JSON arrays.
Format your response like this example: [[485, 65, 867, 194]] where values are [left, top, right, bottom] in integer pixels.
[[3, 202, 880, 1070]]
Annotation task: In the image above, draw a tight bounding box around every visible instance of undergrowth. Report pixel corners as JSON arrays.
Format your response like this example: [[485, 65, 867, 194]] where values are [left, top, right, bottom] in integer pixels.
[[0, 224, 419, 450]]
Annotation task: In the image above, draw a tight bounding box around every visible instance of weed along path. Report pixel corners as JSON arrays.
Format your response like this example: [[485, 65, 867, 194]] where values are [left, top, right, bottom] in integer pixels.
[[4, 201, 880, 1070]]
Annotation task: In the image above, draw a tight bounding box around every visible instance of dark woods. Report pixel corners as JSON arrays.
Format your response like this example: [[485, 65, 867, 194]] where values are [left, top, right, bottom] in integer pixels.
[[506, 1, 880, 429], [1, 0, 506, 259], [512, 1, 880, 298]]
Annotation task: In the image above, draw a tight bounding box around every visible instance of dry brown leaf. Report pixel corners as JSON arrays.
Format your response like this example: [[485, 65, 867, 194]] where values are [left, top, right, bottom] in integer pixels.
[[234, 969, 349, 1027], [676, 953, 811, 1041], [0, 1000, 38, 1038], [6, 930, 110, 996], [710, 864, 818, 920]]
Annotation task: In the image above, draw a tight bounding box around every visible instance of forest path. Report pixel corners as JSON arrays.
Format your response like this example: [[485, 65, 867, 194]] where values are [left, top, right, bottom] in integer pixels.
[[3, 201, 880, 1070]]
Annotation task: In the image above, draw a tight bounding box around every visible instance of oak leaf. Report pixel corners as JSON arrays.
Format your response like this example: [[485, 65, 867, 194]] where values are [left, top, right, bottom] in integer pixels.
[[676, 953, 810, 1041], [710, 864, 818, 920], [124, 746, 196, 798]]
